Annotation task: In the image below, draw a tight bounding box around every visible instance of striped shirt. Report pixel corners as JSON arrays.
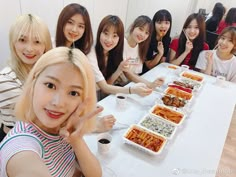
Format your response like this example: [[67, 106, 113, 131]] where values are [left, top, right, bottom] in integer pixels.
[[0, 121, 76, 177], [0, 67, 22, 126]]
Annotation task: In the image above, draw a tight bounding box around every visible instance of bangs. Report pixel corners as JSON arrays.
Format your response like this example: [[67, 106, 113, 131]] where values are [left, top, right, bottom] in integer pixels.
[[15, 17, 44, 44], [157, 16, 171, 22], [103, 24, 117, 33], [133, 17, 152, 32], [138, 22, 152, 33]]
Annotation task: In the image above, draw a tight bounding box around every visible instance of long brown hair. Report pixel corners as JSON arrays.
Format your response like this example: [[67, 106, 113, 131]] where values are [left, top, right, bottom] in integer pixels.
[[129, 15, 153, 63], [55, 3, 93, 54], [177, 13, 206, 67], [95, 15, 124, 80]]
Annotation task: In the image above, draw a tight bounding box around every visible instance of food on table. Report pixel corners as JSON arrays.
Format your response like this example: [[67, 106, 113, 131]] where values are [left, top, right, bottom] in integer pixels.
[[152, 105, 184, 124], [173, 81, 194, 89], [165, 87, 192, 100], [140, 116, 176, 138], [125, 126, 166, 153], [168, 65, 178, 70], [168, 84, 192, 93], [182, 72, 203, 82], [161, 94, 186, 108], [179, 79, 202, 89]]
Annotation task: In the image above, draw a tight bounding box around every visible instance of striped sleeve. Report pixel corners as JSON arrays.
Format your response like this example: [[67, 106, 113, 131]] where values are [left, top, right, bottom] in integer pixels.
[[0, 67, 22, 108], [0, 67, 22, 126], [0, 133, 43, 177]]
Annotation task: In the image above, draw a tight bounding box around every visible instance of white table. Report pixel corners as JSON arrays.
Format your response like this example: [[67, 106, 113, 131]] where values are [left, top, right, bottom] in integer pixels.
[[85, 63, 236, 177]]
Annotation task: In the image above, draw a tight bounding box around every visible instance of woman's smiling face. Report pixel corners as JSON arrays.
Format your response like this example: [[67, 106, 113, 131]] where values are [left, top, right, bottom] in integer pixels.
[[63, 14, 85, 47], [14, 29, 46, 65], [33, 62, 84, 134]]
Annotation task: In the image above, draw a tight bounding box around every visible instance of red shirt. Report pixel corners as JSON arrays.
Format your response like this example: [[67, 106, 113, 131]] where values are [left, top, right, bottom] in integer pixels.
[[216, 20, 236, 34], [169, 38, 209, 69]]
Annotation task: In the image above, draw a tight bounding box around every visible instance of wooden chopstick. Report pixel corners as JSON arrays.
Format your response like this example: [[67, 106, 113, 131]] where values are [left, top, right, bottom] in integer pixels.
[[212, 44, 219, 50], [183, 29, 190, 41]]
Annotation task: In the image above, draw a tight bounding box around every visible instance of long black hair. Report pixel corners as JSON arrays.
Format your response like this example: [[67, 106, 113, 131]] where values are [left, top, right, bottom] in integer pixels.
[[151, 9, 172, 44], [177, 13, 206, 67]]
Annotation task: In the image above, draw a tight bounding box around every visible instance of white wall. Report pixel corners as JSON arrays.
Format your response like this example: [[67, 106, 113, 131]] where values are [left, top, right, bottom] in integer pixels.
[[0, 0, 235, 70], [0, 1, 21, 69], [194, 0, 236, 14], [125, 0, 193, 37], [0, 0, 128, 69], [126, 0, 236, 37]]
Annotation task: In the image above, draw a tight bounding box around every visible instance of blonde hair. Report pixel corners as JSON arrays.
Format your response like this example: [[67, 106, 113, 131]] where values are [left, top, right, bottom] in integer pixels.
[[15, 47, 97, 133], [9, 14, 52, 82]]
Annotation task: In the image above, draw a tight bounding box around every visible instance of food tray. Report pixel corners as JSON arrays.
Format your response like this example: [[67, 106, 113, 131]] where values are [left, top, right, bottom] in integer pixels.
[[164, 87, 193, 101], [168, 83, 193, 94], [123, 124, 167, 156], [159, 94, 189, 109], [178, 78, 203, 92], [138, 114, 177, 139], [171, 79, 202, 93], [149, 103, 186, 126], [180, 71, 204, 83]]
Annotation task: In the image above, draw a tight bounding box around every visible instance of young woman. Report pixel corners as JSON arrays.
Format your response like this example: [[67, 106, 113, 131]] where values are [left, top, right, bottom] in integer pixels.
[[206, 3, 225, 32], [216, 8, 236, 34], [123, 15, 165, 88], [0, 14, 52, 142], [87, 15, 136, 99], [143, 9, 172, 73], [89, 15, 128, 86], [55, 3, 93, 55], [169, 13, 209, 69], [0, 47, 102, 177], [56, 5, 151, 130], [196, 26, 236, 83]]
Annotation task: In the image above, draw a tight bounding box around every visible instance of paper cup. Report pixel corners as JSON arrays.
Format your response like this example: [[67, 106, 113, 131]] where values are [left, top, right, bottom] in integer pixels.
[[97, 133, 112, 154], [116, 93, 127, 111], [216, 75, 226, 86], [181, 65, 189, 72]]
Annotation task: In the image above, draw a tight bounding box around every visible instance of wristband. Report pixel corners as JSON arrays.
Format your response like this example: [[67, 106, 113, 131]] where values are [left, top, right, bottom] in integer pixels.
[[129, 87, 132, 94]]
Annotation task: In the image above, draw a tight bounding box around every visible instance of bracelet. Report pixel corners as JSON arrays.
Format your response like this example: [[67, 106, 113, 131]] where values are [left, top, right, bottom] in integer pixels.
[[129, 87, 132, 94]]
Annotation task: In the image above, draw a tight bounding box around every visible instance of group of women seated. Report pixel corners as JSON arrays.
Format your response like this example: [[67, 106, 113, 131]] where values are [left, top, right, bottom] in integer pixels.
[[0, 3, 236, 177]]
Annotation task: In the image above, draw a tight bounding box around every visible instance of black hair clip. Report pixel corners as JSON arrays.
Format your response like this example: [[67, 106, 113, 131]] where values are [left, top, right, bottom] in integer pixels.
[[68, 49, 73, 62]]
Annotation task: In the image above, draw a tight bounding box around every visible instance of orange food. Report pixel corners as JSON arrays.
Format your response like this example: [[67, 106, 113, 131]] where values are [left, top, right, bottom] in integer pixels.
[[168, 65, 177, 70], [166, 87, 192, 100], [152, 105, 184, 124], [159, 31, 165, 37], [182, 72, 203, 82], [125, 127, 165, 152]]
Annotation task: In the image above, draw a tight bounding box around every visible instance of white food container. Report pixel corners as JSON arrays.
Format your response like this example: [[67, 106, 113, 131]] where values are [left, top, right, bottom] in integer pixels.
[[123, 124, 167, 156], [164, 87, 194, 102], [149, 103, 186, 126], [138, 114, 177, 139], [180, 71, 204, 84]]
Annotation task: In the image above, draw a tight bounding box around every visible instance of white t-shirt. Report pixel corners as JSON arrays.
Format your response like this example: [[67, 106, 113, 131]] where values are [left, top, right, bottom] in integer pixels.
[[196, 50, 236, 83], [87, 48, 105, 83], [123, 38, 143, 74]]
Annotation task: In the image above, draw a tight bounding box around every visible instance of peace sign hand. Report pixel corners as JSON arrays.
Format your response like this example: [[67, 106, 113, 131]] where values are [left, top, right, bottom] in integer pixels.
[[59, 99, 103, 143]]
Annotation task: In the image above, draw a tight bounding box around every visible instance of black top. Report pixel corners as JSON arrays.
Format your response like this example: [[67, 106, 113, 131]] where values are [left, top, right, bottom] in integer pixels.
[[206, 17, 220, 32], [142, 36, 171, 73]]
